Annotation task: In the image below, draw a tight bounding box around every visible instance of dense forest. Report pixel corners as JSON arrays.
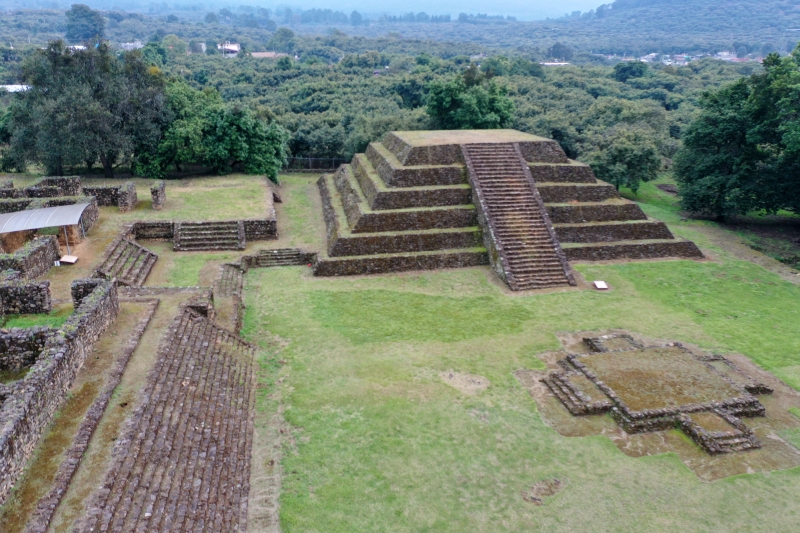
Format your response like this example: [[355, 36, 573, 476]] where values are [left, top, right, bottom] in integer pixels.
[[0, 4, 764, 173], [1, 0, 799, 56], [2, 2, 798, 222]]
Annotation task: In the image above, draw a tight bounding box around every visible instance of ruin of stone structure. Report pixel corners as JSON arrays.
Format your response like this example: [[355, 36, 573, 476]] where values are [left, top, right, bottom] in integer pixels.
[[316, 129, 702, 290], [542, 334, 772, 455]]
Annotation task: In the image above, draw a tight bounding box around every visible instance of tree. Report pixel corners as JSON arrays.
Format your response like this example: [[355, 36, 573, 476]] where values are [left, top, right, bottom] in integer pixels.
[[139, 81, 289, 182], [161, 34, 187, 57], [202, 105, 289, 181], [613, 61, 648, 82], [674, 81, 761, 219], [3, 41, 169, 177], [276, 56, 292, 70], [547, 42, 573, 61], [350, 11, 363, 26], [426, 74, 514, 130], [141, 42, 167, 67], [204, 12, 218, 24], [65, 4, 105, 42], [268, 28, 295, 53], [674, 50, 800, 219], [588, 126, 661, 192]]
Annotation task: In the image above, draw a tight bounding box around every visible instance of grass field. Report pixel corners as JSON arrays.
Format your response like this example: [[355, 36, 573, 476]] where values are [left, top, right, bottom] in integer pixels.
[[241, 174, 800, 532]]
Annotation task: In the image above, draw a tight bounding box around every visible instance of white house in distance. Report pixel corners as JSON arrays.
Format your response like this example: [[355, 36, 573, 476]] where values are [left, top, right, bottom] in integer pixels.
[[218, 41, 241, 58]]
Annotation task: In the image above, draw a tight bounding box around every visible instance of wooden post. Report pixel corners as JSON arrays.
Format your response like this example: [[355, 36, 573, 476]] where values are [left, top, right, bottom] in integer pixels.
[[62, 225, 71, 255]]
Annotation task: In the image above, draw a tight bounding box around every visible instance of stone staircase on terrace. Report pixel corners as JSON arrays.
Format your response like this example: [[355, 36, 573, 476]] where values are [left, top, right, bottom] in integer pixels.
[[246, 248, 310, 268], [463, 143, 574, 290], [174, 221, 246, 251], [93, 238, 158, 287]]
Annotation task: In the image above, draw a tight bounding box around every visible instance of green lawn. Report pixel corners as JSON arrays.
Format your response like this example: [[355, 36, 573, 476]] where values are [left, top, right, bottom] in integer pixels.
[[241, 176, 800, 532]]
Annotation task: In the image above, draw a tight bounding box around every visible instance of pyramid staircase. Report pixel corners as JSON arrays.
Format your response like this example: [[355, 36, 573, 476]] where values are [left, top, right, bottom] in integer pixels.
[[462, 143, 573, 290], [174, 221, 245, 251], [93, 237, 158, 287]]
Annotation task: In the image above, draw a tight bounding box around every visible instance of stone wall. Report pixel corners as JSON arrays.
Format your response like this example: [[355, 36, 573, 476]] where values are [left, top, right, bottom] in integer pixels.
[[0, 278, 52, 315], [118, 181, 137, 212], [132, 221, 174, 240], [0, 279, 118, 506], [0, 198, 33, 213], [0, 327, 54, 373], [31, 177, 82, 197], [82, 182, 136, 212], [0, 237, 60, 279], [23, 186, 62, 198], [82, 185, 120, 206], [243, 219, 277, 240], [150, 180, 166, 210], [314, 249, 488, 276]]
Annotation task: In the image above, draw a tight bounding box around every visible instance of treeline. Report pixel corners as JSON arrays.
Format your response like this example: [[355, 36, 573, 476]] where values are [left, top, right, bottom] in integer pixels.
[[3, 3, 798, 59], [379, 14, 452, 24]]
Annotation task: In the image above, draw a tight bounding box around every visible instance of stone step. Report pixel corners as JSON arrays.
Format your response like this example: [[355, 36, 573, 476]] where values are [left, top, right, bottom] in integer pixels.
[[464, 142, 572, 291]]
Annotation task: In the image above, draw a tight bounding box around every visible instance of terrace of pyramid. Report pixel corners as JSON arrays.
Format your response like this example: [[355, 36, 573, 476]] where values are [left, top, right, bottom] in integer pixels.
[[315, 129, 702, 290]]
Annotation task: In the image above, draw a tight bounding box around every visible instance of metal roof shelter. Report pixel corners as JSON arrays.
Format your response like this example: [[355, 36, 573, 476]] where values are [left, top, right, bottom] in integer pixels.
[[0, 203, 91, 255]]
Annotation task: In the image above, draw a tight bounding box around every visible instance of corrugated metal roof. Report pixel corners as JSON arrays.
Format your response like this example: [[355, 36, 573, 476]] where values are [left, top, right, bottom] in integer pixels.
[[0, 203, 91, 233]]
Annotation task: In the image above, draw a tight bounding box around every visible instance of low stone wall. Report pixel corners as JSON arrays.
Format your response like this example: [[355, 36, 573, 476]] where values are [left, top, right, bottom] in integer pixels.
[[0, 327, 54, 373], [0, 278, 52, 314], [353, 155, 471, 210], [82, 185, 120, 206], [545, 202, 648, 224], [537, 183, 618, 203], [150, 180, 166, 210], [23, 186, 62, 198], [0, 180, 13, 189], [329, 229, 481, 257], [0, 279, 118, 506], [243, 219, 277, 240], [554, 221, 674, 244], [528, 163, 597, 183], [0, 237, 60, 279], [132, 221, 174, 240], [25, 299, 158, 533], [564, 240, 704, 261], [82, 182, 136, 212], [0, 198, 33, 213], [131, 219, 275, 242], [365, 143, 466, 188], [0, 188, 21, 199], [31, 177, 82, 197], [314, 249, 489, 276]]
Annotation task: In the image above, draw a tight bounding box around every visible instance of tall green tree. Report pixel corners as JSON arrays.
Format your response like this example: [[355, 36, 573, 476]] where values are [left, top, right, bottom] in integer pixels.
[[674, 50, 800, 219], [588, 125, 661, 192], [65, 4, 105, 42], [202, 105, 289, 181], [3, 41, 168, 177], [426, 73, 514, 130]]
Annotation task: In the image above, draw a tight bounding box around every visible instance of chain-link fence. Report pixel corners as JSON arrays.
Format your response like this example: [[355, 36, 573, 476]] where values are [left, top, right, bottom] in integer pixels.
[[283, 157, 348, 173]]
